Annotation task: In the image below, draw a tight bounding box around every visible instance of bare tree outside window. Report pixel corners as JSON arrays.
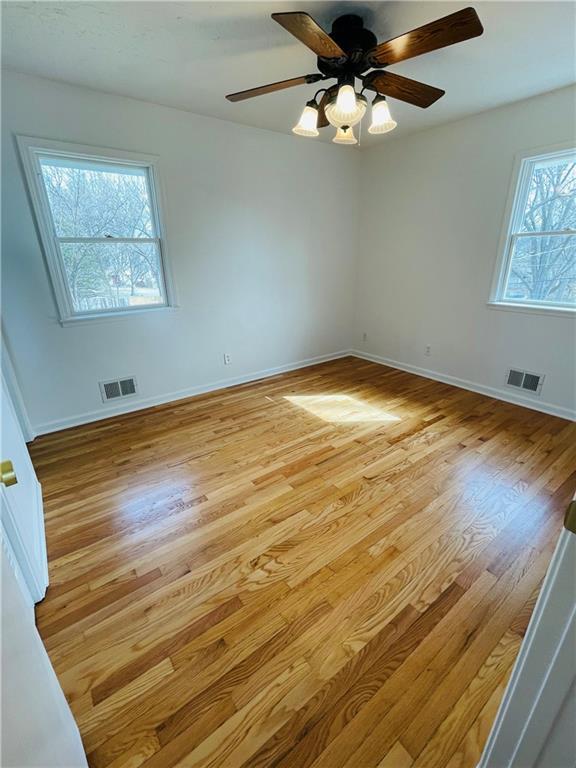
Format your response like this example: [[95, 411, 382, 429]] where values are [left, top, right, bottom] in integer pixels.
[[38, 158, 166, 314], [502, 153, 575, 308]]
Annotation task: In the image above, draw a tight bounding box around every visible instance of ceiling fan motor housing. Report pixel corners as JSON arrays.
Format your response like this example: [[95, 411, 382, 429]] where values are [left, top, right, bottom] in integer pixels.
[[317, 15, 378, 79]]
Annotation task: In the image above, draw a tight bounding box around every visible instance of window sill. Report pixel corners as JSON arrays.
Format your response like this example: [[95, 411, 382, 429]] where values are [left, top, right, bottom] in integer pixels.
[[59, 304, 178, 327], [487, 301, 576, 319]]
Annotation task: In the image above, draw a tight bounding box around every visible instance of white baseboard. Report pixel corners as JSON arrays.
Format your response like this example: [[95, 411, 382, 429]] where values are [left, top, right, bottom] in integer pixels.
[[32, 350, 353, 437], [351, 350, 575, 422], [30, 348, 576, 436]]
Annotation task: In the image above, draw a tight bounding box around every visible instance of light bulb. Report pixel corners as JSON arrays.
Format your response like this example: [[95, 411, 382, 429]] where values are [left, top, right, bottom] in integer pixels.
[[332, 125, 357, 145], [368, 96, 397, 134], [336, 84, 357, 113], [325, 85, 367, 128], [292, 102, 319, 137]]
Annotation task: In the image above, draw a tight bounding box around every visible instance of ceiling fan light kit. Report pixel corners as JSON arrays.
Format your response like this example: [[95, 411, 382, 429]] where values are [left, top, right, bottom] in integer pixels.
[[292, 100, 320, 136], [333, 125, 357, 145], [325, 85, 367, 128], [368, 96, 397, 134], [226, 7, 483, 147]]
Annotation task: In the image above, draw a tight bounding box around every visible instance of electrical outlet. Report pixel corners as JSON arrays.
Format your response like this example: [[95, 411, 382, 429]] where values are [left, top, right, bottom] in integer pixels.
[[425, 345, 432, 356], [362, 332, 368, 343], [223, 353, 231, 365]]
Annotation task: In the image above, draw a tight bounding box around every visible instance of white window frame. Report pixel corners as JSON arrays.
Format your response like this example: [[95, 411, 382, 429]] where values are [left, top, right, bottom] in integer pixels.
[[488, 142, 576, 317], [17, 136, 175, 325]]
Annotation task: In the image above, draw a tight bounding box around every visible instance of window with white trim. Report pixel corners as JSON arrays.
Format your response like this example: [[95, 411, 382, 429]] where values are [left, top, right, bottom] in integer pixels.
[[18, 137, 170, 322], [491, 148, 576, 312]]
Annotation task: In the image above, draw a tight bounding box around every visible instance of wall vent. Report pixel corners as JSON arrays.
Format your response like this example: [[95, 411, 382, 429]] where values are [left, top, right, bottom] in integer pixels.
[[505, 368, 544, 396], [99, 376, 138, 403]]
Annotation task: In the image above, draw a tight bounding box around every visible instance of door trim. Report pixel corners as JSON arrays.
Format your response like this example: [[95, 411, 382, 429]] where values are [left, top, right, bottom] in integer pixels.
[[0, 520, 34, 618], [1, 332, 35, 442], [0, 482, 48, 603]]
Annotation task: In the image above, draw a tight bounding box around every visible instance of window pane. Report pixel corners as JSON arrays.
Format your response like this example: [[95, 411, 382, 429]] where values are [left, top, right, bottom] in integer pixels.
[[520, 156, 576, 233], [504, 234, 576, 306], [60, 242, 165, 313], [39, 157, 154, 238]]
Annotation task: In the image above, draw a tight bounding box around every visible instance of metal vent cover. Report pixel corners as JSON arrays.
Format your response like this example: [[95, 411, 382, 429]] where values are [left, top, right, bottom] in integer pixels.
[[505, 368, 544, 396], [507, 369, 524, 388], [522, 373, 541, 393], [99, 376, 138, 403], [119, 378, 137, 396], [103, 381, 121, 400]]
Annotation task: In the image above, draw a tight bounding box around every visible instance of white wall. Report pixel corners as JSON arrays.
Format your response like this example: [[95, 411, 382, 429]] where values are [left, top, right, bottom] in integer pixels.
[[356, 86, 576, 419], [2, 74, 575, 433], [1, 71, 358, 433]]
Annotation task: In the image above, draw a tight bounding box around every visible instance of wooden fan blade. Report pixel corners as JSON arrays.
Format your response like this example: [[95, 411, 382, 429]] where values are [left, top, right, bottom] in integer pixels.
[[370, 7, 483, 66], [366, 71, 445, 108], [226, 74, 320, 102], [317, 85, 337, 127], [272, 12, 346, 58]]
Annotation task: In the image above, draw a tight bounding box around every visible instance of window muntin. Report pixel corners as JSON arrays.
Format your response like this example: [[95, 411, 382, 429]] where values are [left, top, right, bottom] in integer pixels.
[[20, 139, 169, 321], [494, 149, 576, 311]]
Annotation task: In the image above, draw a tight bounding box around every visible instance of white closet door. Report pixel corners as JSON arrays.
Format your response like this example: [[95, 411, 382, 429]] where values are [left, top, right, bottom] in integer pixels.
[[1, 537, 88, 767], [1, 372, 48, 602]]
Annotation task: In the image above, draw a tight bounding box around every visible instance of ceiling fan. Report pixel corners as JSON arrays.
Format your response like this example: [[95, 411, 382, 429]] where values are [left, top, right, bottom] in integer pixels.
[[226, 8, 483, 144]]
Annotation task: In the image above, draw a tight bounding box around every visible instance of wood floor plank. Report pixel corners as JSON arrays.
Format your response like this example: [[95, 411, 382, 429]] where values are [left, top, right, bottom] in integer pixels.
[[311, 546, 550, 768], [409, 631, 522, 767], [272, 581, 468, 768], [377, 741, 414, 768], [443, 680, 508, 768], [29, 358, 575, 768]]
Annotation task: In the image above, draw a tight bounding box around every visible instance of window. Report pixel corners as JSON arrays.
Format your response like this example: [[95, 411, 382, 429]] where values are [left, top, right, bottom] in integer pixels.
[[18, 137, 171, 322], [490, 147, 576, 313]]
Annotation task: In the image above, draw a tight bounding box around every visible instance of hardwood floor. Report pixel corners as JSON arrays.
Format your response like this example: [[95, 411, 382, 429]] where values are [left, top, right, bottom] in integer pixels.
[[30, 357, 576, 768]]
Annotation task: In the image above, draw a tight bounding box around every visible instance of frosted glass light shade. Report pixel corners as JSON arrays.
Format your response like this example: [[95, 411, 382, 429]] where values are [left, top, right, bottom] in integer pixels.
[[336, 84, 356, 112], [332, 125, 357, 145], [292, 104, 319, 137], [325, 85, 367, 127], [368, 97, 397, 134]]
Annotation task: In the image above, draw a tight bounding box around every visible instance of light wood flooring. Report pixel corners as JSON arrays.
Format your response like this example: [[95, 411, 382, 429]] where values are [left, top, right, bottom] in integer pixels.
[[30, 357, 576, 768]]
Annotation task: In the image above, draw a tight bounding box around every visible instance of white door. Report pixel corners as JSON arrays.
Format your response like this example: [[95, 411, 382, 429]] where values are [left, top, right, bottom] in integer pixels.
[[1, 535, 88, 767], [478, 503, 576, 768], [0, 372, 87, 766], [0, 372, 48, 603]]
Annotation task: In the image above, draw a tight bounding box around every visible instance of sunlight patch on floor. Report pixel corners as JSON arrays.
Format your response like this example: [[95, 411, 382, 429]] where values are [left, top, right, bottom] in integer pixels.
[[285, 395, 401, 423]]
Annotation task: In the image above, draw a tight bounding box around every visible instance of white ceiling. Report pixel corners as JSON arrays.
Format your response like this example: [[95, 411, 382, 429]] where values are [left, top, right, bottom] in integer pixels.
[[2, 1, 575, 146]]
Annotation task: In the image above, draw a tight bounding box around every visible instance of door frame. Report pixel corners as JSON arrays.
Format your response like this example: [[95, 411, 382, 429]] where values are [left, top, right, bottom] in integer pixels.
[[1, 482, 48, 604], [0, 519, 35, 620], [1, 326, 35, 442]]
